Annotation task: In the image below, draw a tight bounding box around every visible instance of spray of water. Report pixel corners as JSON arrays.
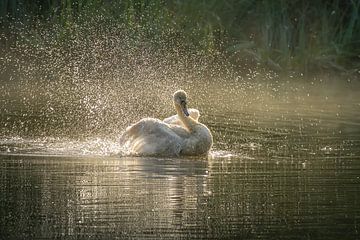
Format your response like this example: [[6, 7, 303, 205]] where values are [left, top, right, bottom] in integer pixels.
[[2, 17, 356, 157], [0, 18, 241, 156]]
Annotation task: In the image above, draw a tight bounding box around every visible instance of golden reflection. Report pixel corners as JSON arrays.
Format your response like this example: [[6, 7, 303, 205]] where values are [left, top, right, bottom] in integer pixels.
[[72, 157, 209, 233]]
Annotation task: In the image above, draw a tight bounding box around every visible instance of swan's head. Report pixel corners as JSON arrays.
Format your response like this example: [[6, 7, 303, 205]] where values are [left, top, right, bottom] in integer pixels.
[[173, 90, 189, 117]]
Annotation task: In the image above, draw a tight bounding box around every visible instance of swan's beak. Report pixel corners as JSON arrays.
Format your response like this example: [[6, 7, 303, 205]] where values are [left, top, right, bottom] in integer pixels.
[[183, 107, 190, 117], [181, 101, 190, 117]]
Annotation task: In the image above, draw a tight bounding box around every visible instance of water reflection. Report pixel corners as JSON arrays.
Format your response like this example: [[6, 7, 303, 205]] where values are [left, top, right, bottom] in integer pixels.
[[1, 155, 213, 239], [1, 145, 360, 239]]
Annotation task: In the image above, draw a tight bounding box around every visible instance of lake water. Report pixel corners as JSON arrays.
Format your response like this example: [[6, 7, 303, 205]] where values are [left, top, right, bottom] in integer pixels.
[[1, 76, 360, 239]]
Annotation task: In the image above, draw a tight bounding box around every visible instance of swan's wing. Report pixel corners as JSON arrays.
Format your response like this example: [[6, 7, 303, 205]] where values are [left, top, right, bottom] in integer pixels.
[[120, 118, 162, 143], [120, 118, 184, 156], [169, 125, 191, 139], [163, 115, 181, 125], [130, 129, 182, 156], [189, 108, 200, 121]]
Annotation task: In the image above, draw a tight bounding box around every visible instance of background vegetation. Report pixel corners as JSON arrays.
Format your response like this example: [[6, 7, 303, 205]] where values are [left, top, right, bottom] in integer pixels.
[[1, 0, 359, 75]]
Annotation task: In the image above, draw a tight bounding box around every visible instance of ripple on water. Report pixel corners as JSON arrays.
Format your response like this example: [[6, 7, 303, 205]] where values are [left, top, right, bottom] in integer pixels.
[[209, 149, 251, 160]]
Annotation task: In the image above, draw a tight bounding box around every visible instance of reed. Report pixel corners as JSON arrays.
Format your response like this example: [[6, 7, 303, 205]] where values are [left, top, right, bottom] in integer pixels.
[[1, 0, 359, 74]]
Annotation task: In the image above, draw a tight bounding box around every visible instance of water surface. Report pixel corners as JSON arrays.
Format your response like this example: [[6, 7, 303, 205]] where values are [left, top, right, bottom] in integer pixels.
[[1, 78, 360, 239]]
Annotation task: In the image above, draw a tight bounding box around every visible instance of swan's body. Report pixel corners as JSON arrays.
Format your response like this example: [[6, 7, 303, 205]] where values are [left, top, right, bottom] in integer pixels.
[[120, 90, 213, 157], [163, 108, 200, 127]]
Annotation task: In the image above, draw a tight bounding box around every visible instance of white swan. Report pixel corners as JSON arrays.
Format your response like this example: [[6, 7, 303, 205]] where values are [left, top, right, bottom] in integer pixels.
[[120, 90, 213, 157], [163, 108, 200, 127]]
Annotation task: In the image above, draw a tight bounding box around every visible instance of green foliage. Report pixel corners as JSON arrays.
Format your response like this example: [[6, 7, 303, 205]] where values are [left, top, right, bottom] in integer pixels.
[[1, 0, 359, 74], [224, 0, 360, 73]]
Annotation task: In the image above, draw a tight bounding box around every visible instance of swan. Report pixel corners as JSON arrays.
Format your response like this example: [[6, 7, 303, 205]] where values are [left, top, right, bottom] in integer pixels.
[[120, 90, 213, 157], [163, 108, 200, 127]]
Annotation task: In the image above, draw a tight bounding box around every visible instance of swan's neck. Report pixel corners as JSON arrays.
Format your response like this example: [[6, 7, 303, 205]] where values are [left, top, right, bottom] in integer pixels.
[[175, 104, 197, 132]]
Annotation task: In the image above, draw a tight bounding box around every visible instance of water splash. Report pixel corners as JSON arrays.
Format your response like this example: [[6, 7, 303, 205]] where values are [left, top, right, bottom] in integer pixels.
[[209, 150, 241, 159], [0, 19, 234, 141], [0, 136, 124, 157], [0, 136, 250, 158], [1, 17, 359, 157]]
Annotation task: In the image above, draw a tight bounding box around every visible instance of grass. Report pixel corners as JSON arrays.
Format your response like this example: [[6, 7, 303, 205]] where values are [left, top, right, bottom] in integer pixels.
[[0, 0, 359, 75]]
